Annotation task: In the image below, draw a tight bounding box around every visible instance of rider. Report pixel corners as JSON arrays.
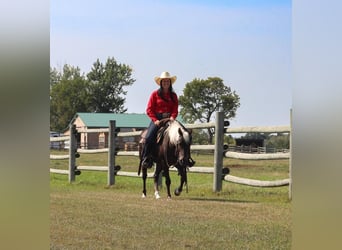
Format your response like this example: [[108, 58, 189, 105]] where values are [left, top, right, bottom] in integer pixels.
[[141, 71, 178, 169]]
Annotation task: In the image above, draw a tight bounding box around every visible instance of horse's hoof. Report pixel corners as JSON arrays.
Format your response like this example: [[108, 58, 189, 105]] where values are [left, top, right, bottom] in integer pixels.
[[167, 196, 172, 200], [154, 191, 161, 199], [142, 193, 146, 198], [174, 189, 181, 196]]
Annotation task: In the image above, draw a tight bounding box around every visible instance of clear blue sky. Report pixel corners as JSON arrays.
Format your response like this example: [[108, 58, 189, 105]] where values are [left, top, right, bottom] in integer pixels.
[[50, 0, 291, 127]]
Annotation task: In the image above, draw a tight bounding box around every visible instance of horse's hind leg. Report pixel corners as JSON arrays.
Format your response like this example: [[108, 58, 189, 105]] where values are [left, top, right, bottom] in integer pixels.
[[142, 167, 147, 198]]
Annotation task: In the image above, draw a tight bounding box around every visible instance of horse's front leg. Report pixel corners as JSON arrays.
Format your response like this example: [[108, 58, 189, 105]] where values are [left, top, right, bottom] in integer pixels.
[[153, 163, 162, 199], [174, 168, 187, 196], [163, 169, 172, 199]]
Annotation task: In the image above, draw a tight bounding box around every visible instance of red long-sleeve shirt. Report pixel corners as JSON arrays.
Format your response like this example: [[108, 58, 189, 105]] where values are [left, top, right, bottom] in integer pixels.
[[146, 90, 178, 122]]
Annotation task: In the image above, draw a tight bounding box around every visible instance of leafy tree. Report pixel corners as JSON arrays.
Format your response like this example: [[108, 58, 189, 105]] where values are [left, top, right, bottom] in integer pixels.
[[50, 67, 61, 87], [191, 129, 211, 145], [179, 77, 240, 143], [50, 65, 91, 131], [265, 133, 289, 149], [87, 57, 135, 113], [241, 132, 269, 140], [239, 132, 290, 150], [225, 134, 235, 145], [50, 58, 135, 131]]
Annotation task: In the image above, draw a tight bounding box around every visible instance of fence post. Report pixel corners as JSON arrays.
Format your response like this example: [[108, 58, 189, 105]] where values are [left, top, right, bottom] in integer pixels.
[[213, 111, 224, 192], [289, 109, 292, 200], [108, 120, 115, 185], [68, 124, 76, 183]]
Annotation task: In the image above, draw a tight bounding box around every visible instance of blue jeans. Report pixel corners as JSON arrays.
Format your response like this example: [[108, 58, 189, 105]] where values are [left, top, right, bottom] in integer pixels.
[[145, 121, 159, 143], [142, 114, 165, 160], [145, 113, 166, 143]]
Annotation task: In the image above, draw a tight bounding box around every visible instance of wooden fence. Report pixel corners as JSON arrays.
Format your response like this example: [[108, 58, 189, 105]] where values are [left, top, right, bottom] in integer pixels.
[[50, 111, 292, 198]]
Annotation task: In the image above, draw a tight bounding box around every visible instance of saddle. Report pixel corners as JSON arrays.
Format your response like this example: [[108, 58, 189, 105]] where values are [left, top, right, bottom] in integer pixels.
[[139, 118, 171, 144]]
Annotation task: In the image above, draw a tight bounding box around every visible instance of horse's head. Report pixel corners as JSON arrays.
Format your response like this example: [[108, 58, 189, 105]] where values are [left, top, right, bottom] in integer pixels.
[[167, 120, 192, 169]]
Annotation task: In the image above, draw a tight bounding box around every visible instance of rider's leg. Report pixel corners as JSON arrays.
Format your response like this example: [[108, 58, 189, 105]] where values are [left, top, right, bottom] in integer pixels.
[[142, 121, 159, 168]]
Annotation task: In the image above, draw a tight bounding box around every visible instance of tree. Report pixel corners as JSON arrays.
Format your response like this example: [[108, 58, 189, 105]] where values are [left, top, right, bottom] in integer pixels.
[[87, 57, 135, 113], [50, 67, 61, 87], [191, 129, 211, 145], [50, 65, 91, 131], [50, 58, 136, 131], [242, 132, 269, 140], [179, 77, 240, 143], [240, 132, 290, 150], [265, 133, 289, 150]]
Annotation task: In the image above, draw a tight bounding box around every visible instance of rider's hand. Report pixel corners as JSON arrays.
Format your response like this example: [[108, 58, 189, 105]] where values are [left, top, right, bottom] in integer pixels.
[[154, 120, 161, 126], [170, 117, 175, 121]]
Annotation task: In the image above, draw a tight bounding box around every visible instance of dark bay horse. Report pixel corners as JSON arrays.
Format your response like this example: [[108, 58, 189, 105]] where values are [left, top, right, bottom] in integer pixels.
[[138, 119, 195, 199]]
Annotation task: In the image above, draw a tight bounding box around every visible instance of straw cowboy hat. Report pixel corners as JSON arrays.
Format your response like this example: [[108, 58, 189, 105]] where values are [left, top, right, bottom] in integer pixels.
[[154, 71, 177, 85]]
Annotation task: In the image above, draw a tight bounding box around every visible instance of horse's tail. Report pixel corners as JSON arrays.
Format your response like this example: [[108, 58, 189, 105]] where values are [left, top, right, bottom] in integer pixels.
[[138, 142, 143, 175], [138, 142, 145, 175], [138, 160, 142, 176], [138, 130, 146, 176]]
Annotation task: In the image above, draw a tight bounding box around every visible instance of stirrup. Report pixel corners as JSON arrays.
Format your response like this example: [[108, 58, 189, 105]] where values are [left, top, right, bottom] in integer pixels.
[[142, 157, 153, 169], [188, 157, 195, 167]]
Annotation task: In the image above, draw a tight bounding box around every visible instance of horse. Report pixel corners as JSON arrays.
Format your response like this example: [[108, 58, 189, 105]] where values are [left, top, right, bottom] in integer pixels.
[[138, 118, 195, 199]]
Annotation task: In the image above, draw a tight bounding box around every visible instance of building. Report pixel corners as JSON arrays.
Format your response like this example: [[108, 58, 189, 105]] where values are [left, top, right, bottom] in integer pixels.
[[64, 112, 151, 150]]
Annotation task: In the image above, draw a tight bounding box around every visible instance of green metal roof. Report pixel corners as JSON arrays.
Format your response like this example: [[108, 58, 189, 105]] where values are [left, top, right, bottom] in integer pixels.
[[74, 112, 151, 128]]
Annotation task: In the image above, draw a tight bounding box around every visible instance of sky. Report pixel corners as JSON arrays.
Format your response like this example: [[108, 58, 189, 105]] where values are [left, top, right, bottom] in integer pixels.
[[50, 0, 291, 128]]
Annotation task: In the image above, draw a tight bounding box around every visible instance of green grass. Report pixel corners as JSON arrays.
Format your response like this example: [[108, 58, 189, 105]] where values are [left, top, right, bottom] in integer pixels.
[[50, 150, 291, 249]]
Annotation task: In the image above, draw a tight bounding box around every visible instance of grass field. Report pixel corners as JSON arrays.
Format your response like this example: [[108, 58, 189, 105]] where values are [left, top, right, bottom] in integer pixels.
[[50, 150, 291, 249]]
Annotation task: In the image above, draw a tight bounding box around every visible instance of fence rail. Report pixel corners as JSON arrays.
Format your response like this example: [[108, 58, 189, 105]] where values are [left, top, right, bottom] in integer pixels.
[[226, 125, 290, 133], [225, 151, 289, 160], [50, 147, 289, 160]]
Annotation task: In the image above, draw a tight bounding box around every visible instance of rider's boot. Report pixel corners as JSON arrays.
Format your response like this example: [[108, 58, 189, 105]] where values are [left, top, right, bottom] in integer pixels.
[[188, 157, 196, 167]]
